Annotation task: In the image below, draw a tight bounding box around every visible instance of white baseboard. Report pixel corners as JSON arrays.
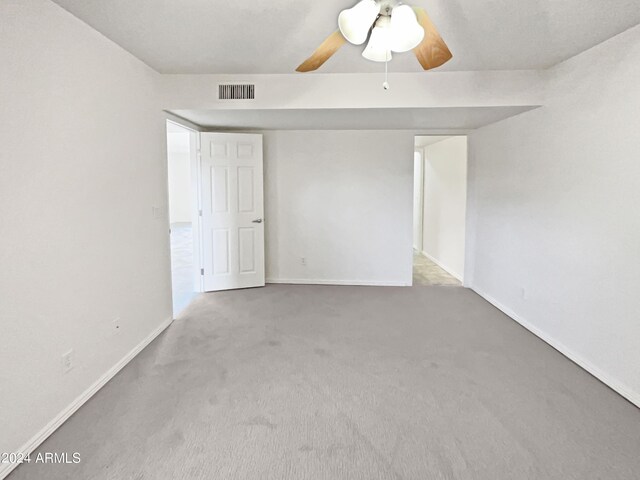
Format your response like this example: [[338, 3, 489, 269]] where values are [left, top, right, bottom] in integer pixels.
[[266, 278, 410, 287], [472, 287, 640, 409], [0, 317, 174, 480], [419, 251, 463, 282]]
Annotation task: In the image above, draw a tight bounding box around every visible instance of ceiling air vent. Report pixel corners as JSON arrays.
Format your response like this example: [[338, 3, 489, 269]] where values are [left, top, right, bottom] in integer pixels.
[[218, 84, 255, 100]]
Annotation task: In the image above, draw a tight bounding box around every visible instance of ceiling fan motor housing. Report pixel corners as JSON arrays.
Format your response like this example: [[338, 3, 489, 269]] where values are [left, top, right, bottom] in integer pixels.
[[377, 0, 402, 16]]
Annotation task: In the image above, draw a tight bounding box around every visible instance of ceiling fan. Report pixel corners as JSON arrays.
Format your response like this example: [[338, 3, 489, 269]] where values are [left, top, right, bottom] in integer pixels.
[[296, 0, 452, 73]]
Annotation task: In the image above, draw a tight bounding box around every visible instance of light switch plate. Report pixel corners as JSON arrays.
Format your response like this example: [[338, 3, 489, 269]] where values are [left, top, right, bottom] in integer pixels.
[[62, 349, 75, 374]]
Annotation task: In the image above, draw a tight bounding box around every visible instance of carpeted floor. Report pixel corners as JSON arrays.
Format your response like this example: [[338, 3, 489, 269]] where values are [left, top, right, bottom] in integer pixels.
[[10, 285, 640, 479]]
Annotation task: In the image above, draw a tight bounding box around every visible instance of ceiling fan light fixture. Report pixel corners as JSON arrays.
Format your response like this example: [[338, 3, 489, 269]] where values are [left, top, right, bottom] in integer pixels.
[[295, 1, 452, 73], [338, 0, 380, 45], [389, 5, 424, 52], [362, 16, 393, 63]]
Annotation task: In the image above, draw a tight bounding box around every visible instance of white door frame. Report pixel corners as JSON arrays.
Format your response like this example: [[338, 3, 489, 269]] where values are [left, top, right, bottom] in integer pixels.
[[190, 126, 204, 293], [167, 124, 266, 294], [166, 119, 204, 295]]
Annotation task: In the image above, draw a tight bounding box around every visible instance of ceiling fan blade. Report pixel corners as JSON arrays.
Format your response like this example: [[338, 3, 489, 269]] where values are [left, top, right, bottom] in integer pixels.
[[296, 30, 347, 72], [412, 7, 453, 70]]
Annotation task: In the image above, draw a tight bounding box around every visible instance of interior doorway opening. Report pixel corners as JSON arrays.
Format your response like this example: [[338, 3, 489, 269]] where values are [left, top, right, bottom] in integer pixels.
[[167, 121, 200, 316], [412, 135, 467, 286]]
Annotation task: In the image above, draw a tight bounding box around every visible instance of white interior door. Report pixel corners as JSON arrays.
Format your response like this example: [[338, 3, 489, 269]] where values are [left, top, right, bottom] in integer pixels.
[[199, 133, 264, 291]]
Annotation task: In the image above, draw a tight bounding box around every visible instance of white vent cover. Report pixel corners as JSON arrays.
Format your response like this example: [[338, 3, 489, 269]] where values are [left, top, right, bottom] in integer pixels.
[[218, 84, 255, 100]]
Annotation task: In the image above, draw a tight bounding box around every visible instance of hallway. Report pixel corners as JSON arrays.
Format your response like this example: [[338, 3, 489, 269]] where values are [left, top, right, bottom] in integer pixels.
[[170, 222, 197, 315], [413, 252, 461, 286]]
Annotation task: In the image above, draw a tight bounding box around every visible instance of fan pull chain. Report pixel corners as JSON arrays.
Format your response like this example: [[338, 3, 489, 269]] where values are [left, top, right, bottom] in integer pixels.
[[383, 55, 390, 90]]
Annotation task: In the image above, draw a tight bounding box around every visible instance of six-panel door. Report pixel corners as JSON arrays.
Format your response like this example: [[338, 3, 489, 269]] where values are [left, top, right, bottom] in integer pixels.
[[200, 133, 265, 291]]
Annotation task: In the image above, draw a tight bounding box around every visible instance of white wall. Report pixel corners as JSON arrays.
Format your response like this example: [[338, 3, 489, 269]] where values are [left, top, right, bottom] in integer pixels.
[[466, 24, 640, 406], [161, 71, 546, 111], [263, 131, 414, 286], [422, 137, 467, 280], [167, 131, 192, 223], [0, 0, 172, 473]]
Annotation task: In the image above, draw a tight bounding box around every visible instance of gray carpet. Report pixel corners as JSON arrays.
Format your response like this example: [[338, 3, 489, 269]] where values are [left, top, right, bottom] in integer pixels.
[[10, 285, 640, 479]]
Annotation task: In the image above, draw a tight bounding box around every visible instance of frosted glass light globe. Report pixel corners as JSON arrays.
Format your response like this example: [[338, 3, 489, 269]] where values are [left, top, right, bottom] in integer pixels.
[[362, 16, 393, 62], [338, 0, 380, 45], [389, 5, 424, 52]]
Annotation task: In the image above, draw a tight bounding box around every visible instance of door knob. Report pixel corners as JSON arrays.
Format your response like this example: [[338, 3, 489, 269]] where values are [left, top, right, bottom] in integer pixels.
[[252, 218, 263, 224]]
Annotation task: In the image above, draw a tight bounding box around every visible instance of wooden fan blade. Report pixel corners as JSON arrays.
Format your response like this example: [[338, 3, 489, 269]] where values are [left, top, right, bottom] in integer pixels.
[[296, 30, 347, 72], [412, 7, 453, 70]]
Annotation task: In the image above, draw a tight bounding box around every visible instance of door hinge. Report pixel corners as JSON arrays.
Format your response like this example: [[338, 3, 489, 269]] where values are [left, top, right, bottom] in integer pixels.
[[200, 268, 204, 276], [199, 209, 202, 216]]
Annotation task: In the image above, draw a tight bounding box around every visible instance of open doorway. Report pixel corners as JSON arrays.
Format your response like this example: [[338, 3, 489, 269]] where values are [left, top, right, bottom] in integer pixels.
[[412, 136, 467, 286], [167, 121, 199, 315]]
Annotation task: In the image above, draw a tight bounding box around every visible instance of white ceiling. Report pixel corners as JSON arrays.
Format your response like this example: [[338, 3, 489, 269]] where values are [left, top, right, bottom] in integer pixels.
[[52, 0, 640, 74], [169, 106, 536, 130]]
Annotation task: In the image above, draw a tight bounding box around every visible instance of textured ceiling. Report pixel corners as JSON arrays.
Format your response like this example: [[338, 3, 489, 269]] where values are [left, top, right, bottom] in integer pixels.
[[52, 0, 640, 74]]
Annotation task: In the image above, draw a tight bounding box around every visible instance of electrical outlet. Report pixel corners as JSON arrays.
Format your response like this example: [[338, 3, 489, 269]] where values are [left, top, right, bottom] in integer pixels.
[[62, 349, 74, 374], [300, 257, 306, 266], [112, 317, 121, 336]]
